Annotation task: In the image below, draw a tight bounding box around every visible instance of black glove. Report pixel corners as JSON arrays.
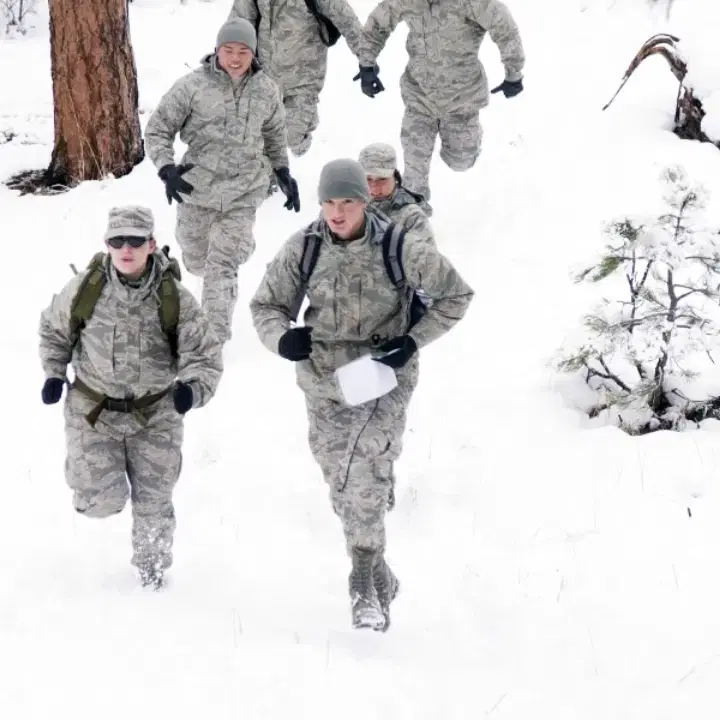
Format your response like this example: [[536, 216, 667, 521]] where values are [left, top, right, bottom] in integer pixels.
[[172, 381, 194, 414], [373, 335, 417, 369], [158, 163, 195, 205], [41, 377, 65, 405], [278, 326, 312, 361], [275, 167, 300, 212], [353, 65, 384, 98], [490, 78, 523, 98]]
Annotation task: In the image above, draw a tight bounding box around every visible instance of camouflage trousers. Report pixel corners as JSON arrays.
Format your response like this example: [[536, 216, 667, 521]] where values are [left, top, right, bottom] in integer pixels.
[[64, 389, 183, 571], [305, 377, 415, 552], [400, 105, 483, 202], [176, 203, 257, 343], [283, 91, 318, 157]]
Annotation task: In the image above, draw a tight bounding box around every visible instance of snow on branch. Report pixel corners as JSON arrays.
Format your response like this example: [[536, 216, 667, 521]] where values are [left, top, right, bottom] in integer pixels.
[[555, 165, 720, 434]]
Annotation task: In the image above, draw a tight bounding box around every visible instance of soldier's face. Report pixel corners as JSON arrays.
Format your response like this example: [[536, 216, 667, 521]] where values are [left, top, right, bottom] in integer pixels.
[[366, 175, 395, 201], [217, 42, 254, 79], [322, 199, 367, 239], [106, 236, 157, 281]]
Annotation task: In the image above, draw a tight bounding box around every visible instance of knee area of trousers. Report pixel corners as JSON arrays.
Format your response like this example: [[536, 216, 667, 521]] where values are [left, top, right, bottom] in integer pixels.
[[74, 496, 127, 519], [440, 148, 479, 172], [290, 133, 312, 157]]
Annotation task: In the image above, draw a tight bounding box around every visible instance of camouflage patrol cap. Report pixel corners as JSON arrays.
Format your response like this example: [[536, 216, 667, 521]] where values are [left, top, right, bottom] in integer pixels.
[[358, 143, 397, 178], [104, 205, 155, 240]]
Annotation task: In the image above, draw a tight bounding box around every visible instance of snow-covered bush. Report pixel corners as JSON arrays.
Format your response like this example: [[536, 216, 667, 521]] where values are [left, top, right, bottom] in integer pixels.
[[556, 166, 720, 434], [1, 0, 36, 34]]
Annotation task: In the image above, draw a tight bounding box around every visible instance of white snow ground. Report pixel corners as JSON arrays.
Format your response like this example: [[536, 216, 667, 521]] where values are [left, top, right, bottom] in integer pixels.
[[2, 0, 720, 717]]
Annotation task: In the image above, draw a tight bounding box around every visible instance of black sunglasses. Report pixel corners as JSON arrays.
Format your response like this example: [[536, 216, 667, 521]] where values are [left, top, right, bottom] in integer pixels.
[[107, 235, 149, 249]]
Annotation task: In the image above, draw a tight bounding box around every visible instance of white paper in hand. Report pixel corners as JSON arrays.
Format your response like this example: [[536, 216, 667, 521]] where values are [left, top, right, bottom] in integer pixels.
[[335, 354, 398, 406]]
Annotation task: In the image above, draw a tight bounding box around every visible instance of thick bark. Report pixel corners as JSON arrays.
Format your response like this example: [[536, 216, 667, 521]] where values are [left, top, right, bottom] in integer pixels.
[[47, 0, 143, 185]]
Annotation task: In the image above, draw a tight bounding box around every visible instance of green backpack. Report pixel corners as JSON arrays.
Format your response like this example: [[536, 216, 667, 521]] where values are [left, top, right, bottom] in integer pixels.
[[69, 246, 181, 357]]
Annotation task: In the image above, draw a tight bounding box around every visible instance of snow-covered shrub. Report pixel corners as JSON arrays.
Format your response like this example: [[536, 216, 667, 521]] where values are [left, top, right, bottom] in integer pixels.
[[1, 0, 36, 34], [555, 166, 720, 435]]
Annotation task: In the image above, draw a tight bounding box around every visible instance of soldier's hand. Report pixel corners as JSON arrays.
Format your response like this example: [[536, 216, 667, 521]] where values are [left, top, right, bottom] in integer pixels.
[[275, 167, 300, 213], [172, 381, 194, 414], [41, 377, 65, 405], [372, 335, 417, 369], [353, 65, 384, 98], [158, 163, 195, 205], [490, 78, 523, 99], [278, 326, 312, 361]]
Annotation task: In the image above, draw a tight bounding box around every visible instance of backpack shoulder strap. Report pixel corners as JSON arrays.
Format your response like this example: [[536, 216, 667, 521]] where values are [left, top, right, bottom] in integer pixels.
[[158, 248, 181, 358], [381, 222, 407, 290], [302, 0, 341, 46], [69, 252, 108, 343], [161, 245, 182, 281], [289, 220, 323, 321]]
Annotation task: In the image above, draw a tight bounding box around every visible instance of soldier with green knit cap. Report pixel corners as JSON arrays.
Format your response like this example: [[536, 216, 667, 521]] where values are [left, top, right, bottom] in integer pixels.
[[144, 18, 300, 346], [250, 159, 474, 631], [38, 206, 223, 589]]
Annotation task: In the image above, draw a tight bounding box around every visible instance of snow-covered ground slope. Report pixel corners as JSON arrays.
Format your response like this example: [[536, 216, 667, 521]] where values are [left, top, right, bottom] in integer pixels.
[[2, 0, 720, 717]]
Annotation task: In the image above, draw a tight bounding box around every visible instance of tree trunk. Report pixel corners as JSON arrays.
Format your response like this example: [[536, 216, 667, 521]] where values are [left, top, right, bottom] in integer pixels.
[[47, 0, 144, 186]]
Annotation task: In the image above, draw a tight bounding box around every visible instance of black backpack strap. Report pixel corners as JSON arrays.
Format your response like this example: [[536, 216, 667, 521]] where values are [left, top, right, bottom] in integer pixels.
[[289, 220, 323, 321], [381, 222, 407, 290], [303, 0, 341, 46]]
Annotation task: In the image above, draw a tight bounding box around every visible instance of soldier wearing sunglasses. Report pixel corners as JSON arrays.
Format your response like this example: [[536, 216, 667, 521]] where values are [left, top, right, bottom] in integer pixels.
[[38, 206, 223, 589]]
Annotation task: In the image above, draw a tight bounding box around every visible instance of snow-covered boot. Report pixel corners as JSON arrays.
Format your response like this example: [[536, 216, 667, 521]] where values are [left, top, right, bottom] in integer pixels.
[[349, 547, 385, 631], [373, 554, 399, 630], [137, 558, 165, 590]]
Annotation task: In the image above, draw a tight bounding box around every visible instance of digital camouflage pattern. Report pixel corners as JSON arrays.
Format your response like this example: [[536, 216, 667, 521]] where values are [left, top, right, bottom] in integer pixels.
[[175, 203, 257, 343], [64, 391, 183, 572], [228, 0, 371, 155], [144, 54, 287, 342], [371, 186, 432, 236], [363, 0, 525, 199], [104, 205, 155, 239], [359, 143, 432, 230], [39, 251, 223, 570], [250, 210, 474, 550], [144, 54, 289, 211]]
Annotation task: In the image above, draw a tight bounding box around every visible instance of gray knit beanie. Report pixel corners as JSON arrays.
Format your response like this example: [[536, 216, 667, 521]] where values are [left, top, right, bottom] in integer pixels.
[[216, 19, 257, 53], [317, 159, 371, 204]]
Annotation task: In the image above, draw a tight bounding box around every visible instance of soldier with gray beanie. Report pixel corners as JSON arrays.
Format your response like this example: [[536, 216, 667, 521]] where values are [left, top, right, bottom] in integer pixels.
[[145, 18, 299, 346], [250, 159, 474, 631], [38, 206, 223, 589]]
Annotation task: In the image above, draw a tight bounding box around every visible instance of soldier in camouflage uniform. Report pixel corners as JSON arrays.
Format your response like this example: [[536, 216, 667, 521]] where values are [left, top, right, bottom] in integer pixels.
[[227, 0, 381, 157], [38, 206, 223, 589], [250, 160, 474, 630], [358, 142, 433, 229], [362, 0, 525, 207], [144, 18, 300, 345]]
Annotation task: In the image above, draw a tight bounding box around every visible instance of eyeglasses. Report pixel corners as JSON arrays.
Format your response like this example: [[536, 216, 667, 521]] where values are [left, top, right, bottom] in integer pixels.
[[107, 236, 149, 249]]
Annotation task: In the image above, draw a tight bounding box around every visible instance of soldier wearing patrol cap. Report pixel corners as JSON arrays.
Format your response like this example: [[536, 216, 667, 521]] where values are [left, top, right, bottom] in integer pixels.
[[358, 142, 433, 231], [38, 205, 223, 589]]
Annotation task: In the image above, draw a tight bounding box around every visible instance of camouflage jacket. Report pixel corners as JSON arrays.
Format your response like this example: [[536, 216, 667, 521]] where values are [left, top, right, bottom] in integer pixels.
[[39, 252, 223, 408], [371, 186, 431, 236], [228, 0, 371, 97], [364, 0, 525, 114], [144, 54, 288, 211], [250, 210, 474, 401]]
